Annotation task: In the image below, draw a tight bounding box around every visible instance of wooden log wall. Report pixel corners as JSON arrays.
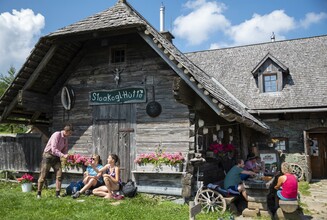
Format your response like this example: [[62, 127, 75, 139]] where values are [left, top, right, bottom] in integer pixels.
[[50, 33, 191, 163]]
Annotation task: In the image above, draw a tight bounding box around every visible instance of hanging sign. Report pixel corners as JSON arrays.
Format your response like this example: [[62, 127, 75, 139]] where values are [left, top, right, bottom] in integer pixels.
[[89, 87, 146, 105]]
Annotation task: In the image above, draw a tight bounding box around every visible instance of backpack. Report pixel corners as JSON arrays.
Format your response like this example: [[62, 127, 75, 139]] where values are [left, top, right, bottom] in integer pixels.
[[66, 180, 84, 195], [122, 179, 137, 198]]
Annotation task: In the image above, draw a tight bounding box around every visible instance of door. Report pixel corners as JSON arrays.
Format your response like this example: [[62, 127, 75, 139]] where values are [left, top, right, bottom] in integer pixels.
[[310, 133, 327, 179], [92, 104, 135, 182]]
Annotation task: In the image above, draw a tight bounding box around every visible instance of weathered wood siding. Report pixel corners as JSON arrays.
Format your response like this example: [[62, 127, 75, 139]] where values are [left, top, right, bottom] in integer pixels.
[[49, 33, 190, 182], [0, 134, 42, 172]]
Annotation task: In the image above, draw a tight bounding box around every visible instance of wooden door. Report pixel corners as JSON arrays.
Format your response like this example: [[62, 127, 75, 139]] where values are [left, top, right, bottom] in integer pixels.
[[310, 133, 327, 179], [92, 104, 135, 182]]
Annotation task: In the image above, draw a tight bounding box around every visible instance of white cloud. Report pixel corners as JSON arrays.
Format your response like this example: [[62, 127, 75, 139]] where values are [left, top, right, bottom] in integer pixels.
[[226, 10, 296, 46], [299, 12, 327, 29], [172, 0, 230, 46], [0, 9, 44, 75]]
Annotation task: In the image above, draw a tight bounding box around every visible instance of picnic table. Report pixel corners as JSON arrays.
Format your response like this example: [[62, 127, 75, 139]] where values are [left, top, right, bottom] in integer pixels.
[[242, 176, 275, 218]]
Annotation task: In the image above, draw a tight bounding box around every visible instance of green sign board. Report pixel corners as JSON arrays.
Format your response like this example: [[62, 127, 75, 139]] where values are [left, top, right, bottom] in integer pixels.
[[89, 87, 146, 105]]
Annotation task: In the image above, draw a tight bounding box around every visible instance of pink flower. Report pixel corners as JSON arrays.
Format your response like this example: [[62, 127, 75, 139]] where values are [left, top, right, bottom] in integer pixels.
[[17, 173, 34, 184]]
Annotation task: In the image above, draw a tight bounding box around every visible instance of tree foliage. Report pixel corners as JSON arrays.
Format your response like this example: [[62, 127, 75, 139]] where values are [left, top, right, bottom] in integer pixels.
[[0, 66, 29, 133]]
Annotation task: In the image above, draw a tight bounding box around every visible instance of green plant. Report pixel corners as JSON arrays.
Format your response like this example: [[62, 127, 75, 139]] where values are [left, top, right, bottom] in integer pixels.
[[298, 181, 310, 196]]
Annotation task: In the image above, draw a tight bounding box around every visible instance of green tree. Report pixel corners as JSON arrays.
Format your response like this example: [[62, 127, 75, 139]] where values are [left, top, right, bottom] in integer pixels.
[[0, 66, 29, 133], [0, 66, 16, 96]]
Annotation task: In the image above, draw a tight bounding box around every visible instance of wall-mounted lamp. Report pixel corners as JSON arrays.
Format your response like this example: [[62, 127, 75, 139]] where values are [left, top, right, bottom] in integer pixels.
[[216, 124, 220, 131], [320, 118, 325, 126]]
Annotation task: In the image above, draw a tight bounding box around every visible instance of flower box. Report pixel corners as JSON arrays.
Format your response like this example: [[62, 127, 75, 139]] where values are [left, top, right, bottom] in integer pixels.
[[63, 165, 86, 174], [136, 163, 183, 173]]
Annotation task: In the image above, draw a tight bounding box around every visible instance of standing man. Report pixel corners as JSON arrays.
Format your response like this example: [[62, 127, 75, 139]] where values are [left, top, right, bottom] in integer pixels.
[[37, 124, 73, 198]]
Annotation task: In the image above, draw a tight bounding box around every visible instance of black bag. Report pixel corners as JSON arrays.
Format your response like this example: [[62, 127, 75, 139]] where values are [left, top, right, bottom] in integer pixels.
[[65, 180, 84, 195], [122, 179, 137, 198]]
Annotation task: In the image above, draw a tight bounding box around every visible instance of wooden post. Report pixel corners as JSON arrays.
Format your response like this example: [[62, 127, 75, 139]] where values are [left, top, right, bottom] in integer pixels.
[[189, 201, 202, 220]]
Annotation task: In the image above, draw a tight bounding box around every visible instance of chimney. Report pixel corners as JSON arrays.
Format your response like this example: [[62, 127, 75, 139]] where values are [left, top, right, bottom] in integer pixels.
[[160, 3, 165, 32], [159, 3, 174, 42], [271, 32, 275, 42]]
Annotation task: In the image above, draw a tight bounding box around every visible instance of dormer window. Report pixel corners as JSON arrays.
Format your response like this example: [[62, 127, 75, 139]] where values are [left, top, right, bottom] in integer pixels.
[[252, 53, 289, 93], [263, 73, 277, 92]]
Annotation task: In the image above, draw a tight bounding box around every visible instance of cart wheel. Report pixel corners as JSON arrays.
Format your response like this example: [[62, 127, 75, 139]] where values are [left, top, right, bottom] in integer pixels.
[[194, 189, 227, 213], [289, 163, 304, 181]]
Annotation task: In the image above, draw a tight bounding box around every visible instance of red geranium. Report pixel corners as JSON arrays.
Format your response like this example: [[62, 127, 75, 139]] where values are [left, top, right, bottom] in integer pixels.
[[17, 173, 34, 184]]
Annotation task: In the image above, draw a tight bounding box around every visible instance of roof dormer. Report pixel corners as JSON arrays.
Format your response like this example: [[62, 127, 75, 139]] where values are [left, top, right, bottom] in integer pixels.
[[252, 53, 289, 93]]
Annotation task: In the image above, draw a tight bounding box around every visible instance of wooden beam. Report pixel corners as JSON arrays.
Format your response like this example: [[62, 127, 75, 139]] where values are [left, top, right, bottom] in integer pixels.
[[0, 45, 57, 122], [48, 46, 85, 97]]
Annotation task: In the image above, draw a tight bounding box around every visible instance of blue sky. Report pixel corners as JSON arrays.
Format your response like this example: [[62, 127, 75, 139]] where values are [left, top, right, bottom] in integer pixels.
[[0, 0, 326, 75]]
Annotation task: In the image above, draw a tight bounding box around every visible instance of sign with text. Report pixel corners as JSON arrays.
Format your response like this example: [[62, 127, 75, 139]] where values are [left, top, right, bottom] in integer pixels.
[[260, 153, 277, 164], [89, 87, 146, 105]]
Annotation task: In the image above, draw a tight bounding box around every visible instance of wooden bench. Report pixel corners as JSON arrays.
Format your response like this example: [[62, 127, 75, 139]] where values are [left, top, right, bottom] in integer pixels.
[[279, 200, 298, 213]]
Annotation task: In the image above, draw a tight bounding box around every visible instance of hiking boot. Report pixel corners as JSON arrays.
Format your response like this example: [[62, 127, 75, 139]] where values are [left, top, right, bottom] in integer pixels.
[[72, 191, 80, 199]]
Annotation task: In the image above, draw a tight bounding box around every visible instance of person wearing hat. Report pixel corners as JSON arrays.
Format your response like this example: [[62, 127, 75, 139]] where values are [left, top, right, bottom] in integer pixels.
[[37, 123, 74, 198], [240, 153, 260, 180]]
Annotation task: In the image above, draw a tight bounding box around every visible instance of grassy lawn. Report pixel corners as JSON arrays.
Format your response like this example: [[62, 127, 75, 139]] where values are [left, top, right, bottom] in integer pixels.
[[0, 181, 233, 220]]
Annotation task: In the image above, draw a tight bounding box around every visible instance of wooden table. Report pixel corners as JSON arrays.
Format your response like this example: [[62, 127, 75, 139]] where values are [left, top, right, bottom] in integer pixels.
[[242, 177, 275, 218]]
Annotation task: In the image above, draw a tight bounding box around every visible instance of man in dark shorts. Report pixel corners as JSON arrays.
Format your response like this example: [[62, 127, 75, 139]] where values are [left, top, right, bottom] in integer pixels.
[[37, 124, 73, 198]]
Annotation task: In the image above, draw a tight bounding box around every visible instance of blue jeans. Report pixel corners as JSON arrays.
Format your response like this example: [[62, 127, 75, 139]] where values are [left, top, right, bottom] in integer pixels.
[[240, 173, 250, 180]]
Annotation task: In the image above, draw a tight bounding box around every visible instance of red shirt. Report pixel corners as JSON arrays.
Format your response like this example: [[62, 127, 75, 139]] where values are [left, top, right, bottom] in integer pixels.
[[281, 173, 298, 199]]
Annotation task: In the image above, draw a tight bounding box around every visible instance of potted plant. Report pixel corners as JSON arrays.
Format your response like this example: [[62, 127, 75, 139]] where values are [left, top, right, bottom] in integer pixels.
[[209, 142, 236, 160], [17, 173, 34, 192]]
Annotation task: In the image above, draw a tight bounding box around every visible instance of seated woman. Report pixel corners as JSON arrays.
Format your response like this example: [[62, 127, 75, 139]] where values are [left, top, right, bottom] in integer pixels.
[[72, 154, 104, 198], [274, 162, 298, 201], [92, 154, 121, 199]]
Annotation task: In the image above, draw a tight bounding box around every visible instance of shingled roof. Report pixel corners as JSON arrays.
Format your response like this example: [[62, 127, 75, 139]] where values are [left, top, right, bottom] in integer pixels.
[[186, 35, 327, 113], [0, 0, 269, 133]]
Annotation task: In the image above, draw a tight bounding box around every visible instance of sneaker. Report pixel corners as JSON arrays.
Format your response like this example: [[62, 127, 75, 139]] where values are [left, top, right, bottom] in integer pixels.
[[36, 195, 41, 199], [72, 191, 80, 199], [56, 195, 61, 198], [85, 190, 92, 196]]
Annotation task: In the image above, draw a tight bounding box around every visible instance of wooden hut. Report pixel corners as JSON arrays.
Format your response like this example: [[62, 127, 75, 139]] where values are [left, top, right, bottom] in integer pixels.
[[1, 0, 326, 196]]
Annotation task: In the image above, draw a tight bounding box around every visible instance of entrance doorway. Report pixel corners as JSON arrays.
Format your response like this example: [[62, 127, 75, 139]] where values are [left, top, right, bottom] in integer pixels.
[[92, 104, 135, 182], [309, 133, 327, 179]]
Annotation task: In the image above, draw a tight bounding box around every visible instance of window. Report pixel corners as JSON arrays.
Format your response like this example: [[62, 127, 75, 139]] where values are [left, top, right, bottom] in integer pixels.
[[111, 48, 125, 63], [251, 54, 289, 93], [264, 74, 277, 92], [271, 137, 287, 151]]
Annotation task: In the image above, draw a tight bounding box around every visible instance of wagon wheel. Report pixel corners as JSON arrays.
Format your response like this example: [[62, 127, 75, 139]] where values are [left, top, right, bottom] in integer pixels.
[[194, 189, 227, 213], [289, 163, 304, 181]]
